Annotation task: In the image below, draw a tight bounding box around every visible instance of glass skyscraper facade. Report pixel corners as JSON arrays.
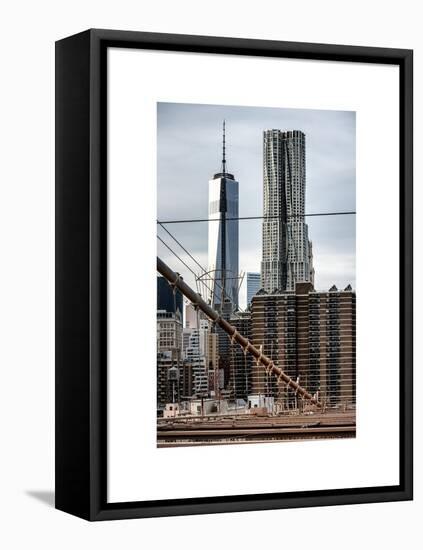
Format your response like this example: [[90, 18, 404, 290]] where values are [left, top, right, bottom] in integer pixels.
[[246, 272, 261, 306], [207, 123, 239, 312]]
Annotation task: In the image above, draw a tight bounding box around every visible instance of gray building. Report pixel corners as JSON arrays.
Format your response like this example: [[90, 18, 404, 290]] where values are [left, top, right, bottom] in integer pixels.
[[182, 319, 212, 396], [261, 130, 314, 292], [157, 309, 183, 408], [207, 121, 239, 313], [157, 275, 183, 321], [246, 272, 261, 306], [227, 311, 252, 400]]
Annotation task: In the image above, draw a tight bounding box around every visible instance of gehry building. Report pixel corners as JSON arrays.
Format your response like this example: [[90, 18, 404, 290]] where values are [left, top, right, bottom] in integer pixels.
[[261, 129, 314, 293]]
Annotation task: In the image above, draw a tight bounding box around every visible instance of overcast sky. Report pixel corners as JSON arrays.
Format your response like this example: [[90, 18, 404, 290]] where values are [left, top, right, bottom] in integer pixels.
[[157, 102, 356, 309]]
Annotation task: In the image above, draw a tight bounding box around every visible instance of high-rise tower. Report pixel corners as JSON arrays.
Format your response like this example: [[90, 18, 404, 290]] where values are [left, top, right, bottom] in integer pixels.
[[246, 272, 261, 306], [261, 129, 314, 292], [208, 121, 239, 313]]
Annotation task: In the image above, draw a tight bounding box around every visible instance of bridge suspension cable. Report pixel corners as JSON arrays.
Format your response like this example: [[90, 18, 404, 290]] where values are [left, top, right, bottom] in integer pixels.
[[157, 224, 245, 318]]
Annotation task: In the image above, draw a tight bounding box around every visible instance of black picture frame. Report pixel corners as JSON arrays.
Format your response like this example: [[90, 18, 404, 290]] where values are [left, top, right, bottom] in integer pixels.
[[55, 28, 413, 521]]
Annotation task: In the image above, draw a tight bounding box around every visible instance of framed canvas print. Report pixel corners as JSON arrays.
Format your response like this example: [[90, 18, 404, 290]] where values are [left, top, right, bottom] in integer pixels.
[[55, 29, 413, 520]]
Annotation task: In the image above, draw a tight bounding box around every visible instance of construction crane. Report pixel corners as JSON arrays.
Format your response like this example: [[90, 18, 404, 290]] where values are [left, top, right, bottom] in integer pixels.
[[157, 256, 321, 408]]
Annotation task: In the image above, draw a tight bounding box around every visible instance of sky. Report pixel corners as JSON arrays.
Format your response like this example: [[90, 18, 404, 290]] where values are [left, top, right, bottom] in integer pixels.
[[157, 102, 356, 309]]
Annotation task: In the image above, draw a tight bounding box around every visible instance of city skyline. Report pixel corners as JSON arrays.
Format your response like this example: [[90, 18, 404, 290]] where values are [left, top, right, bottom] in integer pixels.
[[156, 102, 356, 446], [157, 102, 356, 309]]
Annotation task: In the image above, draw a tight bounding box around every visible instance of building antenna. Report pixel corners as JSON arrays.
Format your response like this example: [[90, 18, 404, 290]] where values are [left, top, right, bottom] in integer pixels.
[[222, 120, 226, 174]]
